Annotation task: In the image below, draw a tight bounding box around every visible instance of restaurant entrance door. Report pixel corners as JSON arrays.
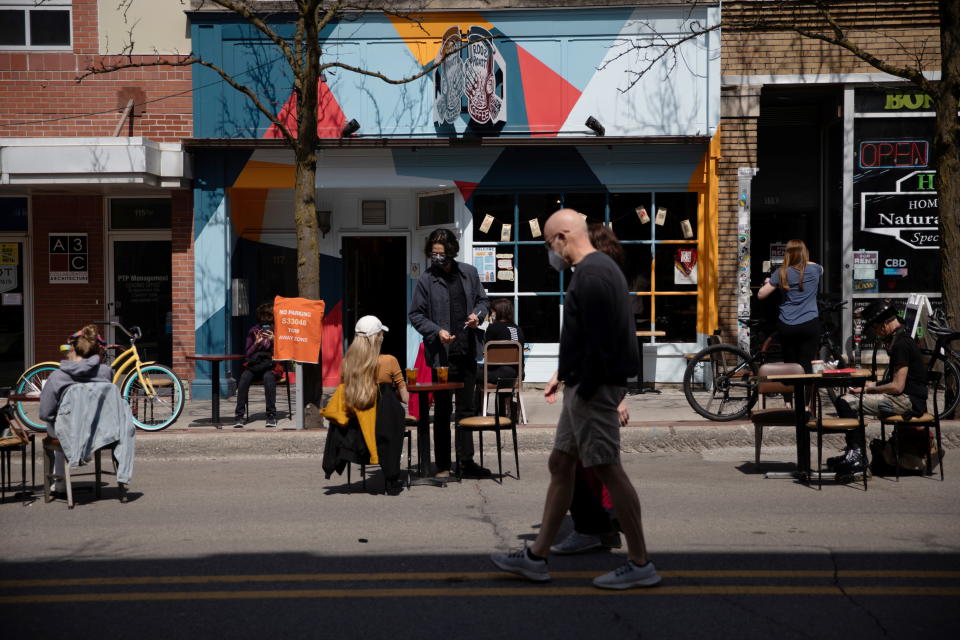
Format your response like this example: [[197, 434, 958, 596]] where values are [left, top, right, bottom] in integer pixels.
[[342, 235, 407, 367]]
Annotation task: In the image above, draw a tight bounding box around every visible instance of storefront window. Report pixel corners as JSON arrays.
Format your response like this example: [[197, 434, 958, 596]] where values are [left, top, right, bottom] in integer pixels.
[[0, 197, 28, 231], [472, 190, 700, 344], [110, 198, 172, 230]]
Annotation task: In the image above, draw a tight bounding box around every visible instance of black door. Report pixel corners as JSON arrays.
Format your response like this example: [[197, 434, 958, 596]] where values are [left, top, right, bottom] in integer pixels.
[[342, 236, 407, 366], [0, 240, 26, 385], [112, 240, 172, 364]]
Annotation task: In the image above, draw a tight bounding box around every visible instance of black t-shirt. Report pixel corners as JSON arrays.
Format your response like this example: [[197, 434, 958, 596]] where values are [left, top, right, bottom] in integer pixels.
[[884, 328, 927, 415], [558, 251, 640, 397], [484, 321, 526, 381]]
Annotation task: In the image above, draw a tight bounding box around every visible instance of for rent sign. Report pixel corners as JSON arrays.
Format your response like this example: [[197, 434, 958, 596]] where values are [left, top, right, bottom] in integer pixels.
[[273, 296, 325, 363]]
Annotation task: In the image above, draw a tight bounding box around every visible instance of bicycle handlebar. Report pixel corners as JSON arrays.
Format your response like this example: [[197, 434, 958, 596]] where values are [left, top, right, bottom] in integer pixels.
[[94, 320, 142, 341]]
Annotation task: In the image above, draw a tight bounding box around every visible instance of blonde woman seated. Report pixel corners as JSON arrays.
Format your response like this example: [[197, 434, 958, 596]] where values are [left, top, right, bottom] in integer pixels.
[[321, 316, 407, 493]]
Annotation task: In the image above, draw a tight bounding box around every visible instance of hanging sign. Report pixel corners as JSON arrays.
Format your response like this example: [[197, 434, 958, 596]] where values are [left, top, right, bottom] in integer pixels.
[[674, 248, 698, 285], [273, 296, 325, 363], [49, 233, 88, 283]]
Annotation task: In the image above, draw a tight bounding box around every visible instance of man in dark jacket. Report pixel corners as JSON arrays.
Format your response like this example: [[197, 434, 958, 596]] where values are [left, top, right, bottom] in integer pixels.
[[409, 228, 490, 478]]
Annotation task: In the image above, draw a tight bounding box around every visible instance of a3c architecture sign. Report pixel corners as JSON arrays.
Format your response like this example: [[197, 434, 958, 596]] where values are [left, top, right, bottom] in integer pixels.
[[433, 26, 507, 128]]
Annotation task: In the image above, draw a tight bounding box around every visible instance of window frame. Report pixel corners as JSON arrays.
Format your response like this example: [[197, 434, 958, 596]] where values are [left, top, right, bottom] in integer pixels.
[[0, 2, 72, 51]]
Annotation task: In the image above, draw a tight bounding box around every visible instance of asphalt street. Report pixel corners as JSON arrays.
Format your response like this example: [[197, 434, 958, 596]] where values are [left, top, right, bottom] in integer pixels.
[[2, 447, 958, 639]]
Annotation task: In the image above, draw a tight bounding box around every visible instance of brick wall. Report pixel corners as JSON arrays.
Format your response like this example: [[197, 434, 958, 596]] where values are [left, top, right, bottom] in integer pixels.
[[31, 195, 105, 360], [0, 0, 191, 141], [171, 190, 195, 381], [716, 0, 940, 342]]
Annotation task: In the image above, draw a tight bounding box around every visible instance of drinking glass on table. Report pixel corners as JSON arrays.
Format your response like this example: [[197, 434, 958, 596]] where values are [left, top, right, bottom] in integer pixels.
[[436, 366, 449, 383], [406, 368, 418, 387]]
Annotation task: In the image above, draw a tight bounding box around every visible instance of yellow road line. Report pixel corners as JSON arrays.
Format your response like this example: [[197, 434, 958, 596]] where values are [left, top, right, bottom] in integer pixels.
[[2, 585, 960, 604], [2, 569, 958, 589]]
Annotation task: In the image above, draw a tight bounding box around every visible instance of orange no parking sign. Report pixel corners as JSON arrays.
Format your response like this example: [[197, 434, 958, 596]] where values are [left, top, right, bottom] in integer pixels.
[[273, 296, 325, 363]]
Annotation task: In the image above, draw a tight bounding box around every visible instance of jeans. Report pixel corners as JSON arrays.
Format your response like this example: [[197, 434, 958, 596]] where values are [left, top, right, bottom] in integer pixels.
[[432, 355, 477, 471], [235, 368, 277, 418]]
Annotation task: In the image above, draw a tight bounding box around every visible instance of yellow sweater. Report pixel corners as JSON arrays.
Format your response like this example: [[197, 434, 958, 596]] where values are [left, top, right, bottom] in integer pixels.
[[319, 385, 379, 464]]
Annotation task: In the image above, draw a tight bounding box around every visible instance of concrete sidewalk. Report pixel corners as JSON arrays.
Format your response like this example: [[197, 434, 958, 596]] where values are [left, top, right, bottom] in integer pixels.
[[130, 386, 960, 460]]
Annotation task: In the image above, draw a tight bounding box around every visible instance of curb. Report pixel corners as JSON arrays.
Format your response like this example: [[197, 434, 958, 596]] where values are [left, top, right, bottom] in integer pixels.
[[130, 420, 960, 460]]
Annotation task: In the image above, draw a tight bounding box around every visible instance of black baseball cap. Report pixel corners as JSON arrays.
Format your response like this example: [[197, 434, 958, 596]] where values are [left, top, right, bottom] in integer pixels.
[[859, 300, 899, 328]]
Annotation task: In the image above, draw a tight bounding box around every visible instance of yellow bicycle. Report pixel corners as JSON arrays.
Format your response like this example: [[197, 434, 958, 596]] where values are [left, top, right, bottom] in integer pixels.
[[14, 322, 184, 432]]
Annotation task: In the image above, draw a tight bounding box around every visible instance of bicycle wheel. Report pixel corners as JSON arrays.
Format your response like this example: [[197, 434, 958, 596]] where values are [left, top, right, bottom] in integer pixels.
[[121, 364, 184, 431], [14, 363, 60, 432], [932, 356, 960, 420], [683, 344, 759, 421]]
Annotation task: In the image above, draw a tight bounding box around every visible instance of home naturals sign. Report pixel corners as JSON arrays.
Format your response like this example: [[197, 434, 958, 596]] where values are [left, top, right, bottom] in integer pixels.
[[860, 171, 939, 250]]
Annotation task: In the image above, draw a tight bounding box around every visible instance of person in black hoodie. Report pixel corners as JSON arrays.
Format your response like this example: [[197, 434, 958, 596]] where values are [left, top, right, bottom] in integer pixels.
[[39, 324, 112, 495], [233, 303, 278, 428]]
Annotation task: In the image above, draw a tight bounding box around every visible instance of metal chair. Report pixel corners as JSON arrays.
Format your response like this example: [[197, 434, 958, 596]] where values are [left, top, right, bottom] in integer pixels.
[[807, 385, 868, 490], [750, 362, 805, 465], [481, 340, 526, 424], [43, 438, 120, 508], [878, 370, 944, 481], [457, 377, 520, 483], [240, 361, 293, 423], [352, 415, 416, 493]]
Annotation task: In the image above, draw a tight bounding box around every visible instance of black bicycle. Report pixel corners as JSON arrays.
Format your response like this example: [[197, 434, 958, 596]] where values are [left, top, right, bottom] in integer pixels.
[[682, 299, 847, 421], [923, 311, 960, 420]]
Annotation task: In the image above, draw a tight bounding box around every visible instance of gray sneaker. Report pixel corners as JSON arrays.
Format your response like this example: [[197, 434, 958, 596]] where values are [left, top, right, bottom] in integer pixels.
[[490, 548, 550, 582], [551, 531, 604, 555], [232, 416, 245, 429], [593, 560, 661, 590]]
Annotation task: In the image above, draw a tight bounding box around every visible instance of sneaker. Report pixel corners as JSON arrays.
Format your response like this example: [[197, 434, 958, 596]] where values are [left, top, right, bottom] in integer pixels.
[[490, 548, 550, 582], [232, 416, 245, 429], [459, 459, 492, 478], [551, 531, 604, 555], [593, 560, 662, 590], [265, 415, 278, 428]]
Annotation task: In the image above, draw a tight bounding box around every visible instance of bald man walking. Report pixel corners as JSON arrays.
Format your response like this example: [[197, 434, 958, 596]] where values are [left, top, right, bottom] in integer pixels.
[[490, 209, 660, 589]]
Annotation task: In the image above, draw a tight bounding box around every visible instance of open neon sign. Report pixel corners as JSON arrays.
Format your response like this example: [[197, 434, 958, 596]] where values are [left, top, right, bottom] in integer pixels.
[[858, 139, 929, 169]]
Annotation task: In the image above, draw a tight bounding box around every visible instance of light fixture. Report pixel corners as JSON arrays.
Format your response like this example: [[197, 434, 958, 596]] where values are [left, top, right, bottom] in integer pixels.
[[315, 207, 332, 237], [585, 116, 605, 137], [341, 119, 360, 137]]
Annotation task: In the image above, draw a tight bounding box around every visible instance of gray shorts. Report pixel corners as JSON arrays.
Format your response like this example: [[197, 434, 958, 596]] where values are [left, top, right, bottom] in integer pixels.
[[554, 383, 627, 468], [839, 392, 913, 418]]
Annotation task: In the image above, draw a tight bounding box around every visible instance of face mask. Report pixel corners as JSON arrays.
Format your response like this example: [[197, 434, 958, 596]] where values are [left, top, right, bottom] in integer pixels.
[[430, 253, 449, 268], [548, 249, 567, 271]]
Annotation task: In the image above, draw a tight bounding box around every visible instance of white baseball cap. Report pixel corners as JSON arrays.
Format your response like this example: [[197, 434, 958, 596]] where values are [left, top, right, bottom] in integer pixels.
[[355, 315, 388, 337]]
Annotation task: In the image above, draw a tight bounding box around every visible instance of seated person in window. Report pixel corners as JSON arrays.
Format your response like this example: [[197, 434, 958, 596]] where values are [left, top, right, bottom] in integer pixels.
[[484, 297, 526, 383], [233, 303, 278, 428], [831, 300, 928, 475]]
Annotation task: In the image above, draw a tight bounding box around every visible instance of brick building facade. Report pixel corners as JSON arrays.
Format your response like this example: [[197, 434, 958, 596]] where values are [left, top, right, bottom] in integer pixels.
[[718, 0, 942, 350], [0, 0, 193, 389]]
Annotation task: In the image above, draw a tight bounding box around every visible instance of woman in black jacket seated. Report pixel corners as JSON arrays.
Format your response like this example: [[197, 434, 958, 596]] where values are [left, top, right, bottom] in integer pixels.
[[233, 303, 278, 428], [483, 298, 526, 418]]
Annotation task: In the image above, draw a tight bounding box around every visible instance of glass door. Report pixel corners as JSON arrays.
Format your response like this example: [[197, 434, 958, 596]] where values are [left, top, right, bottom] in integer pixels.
[[110, 240, 172, 365], [0, 238, 27, 385]]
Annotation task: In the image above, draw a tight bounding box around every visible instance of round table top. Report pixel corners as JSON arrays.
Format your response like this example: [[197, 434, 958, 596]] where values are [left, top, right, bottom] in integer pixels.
[[186, 354, 246, 362], [407, 382, 464, 393]]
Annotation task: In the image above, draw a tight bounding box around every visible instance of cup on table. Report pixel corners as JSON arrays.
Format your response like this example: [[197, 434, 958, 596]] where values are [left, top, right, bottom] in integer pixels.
[[406, 368, 418, 387], [811, 360, 825, 374], [436, 366, 449, 383]]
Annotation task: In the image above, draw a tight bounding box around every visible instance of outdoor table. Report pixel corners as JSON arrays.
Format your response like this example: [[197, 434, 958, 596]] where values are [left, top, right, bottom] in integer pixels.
[[762, 369, 873, 482], [4, 394, 37, 500], [633, 330, 667, 394], [185, 354, 245, 428], [406, 382, 463, 486]]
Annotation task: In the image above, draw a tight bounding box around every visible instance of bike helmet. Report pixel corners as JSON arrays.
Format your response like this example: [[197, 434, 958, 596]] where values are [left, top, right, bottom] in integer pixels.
[[858, 299, 899, 329]]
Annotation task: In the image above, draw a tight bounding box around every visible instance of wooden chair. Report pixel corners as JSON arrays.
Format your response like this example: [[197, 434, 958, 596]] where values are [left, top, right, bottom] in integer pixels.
[[457, 377, 520, 483], [750, 363, 805, 465], [1, 402, 33, 503], [878, 370, 944, 481], [481, 340, 526, 424]]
